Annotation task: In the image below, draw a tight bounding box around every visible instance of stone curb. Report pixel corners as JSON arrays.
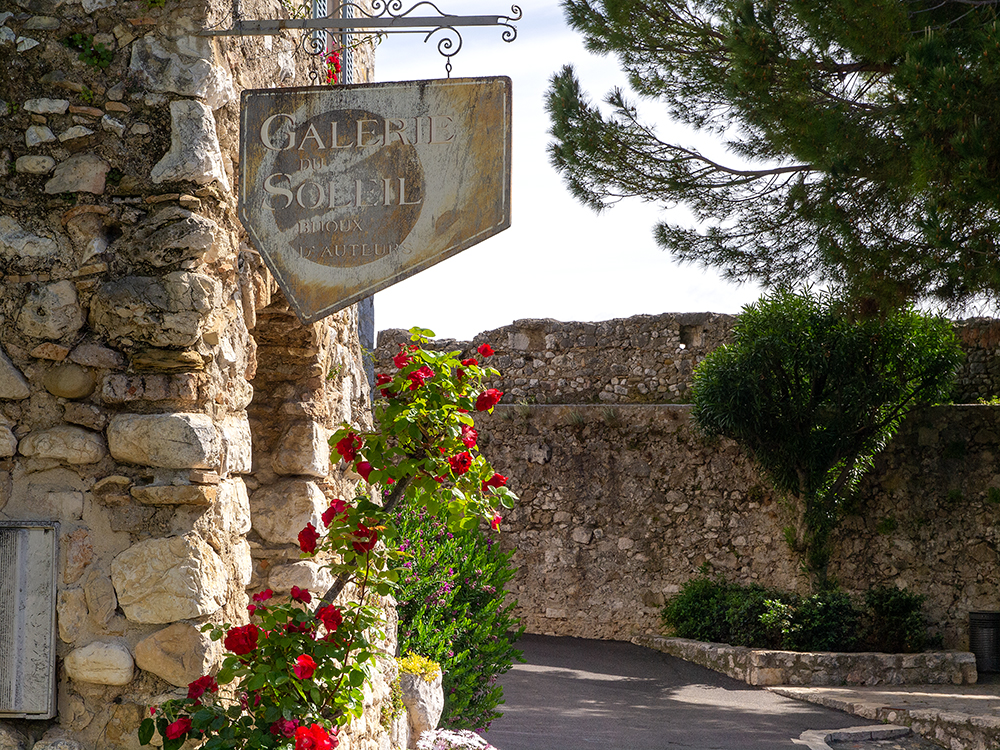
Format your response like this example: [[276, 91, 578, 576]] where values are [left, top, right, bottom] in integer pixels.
[[794, 724, 910, 749], [771, 687, 1000, 750], [632, 634, 978, 687]]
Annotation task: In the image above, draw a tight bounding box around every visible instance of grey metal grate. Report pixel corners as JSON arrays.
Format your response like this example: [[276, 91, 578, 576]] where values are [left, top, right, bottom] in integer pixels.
[[0, 523, 58, 719]]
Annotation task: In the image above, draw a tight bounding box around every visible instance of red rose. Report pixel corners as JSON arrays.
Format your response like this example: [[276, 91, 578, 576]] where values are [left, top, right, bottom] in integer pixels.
[[461, 358, 478, 367], [322, 498, 348, 527], [447, 451, 473, 476], [477, 343, 495, 356], [298, 522, 320, 554], [165, 716, 192, 740], [271, 717, 299, 737], [407, 365, 435, 390], [475, 389, 503, 411], [334, 433, 362, 462], [224, 623, 259, 656], [295, 723, 336, 750], [294, 654, 317, 680], [375, 373, 392, 386], [491, 513, 502, 531], [253, 589, 274, 603], [316, 604, 343, 632], [481, 473, 507, 493], [393, 350, 412, 369], [187, 674, 218, 702], [460, 424, 478, 449], [351, 523, 378, 554], [356, 461, 373, 482], [291, 586, 312, 604]]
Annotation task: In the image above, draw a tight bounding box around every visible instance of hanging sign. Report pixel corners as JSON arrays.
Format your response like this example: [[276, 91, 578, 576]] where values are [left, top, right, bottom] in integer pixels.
[[238, 77, 512, 323]]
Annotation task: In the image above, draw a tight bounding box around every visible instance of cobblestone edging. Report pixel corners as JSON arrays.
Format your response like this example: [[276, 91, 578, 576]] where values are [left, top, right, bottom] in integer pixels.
[[771, 687, 1000, 750], [632, 635, 978, 687]]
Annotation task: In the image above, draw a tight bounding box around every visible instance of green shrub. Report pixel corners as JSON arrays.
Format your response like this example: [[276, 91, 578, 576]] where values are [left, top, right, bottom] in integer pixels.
[[661, 574, 731, 644], [863, 586, 926, 653], [662, 575, 928, 653], [394, 503, 524, 731]]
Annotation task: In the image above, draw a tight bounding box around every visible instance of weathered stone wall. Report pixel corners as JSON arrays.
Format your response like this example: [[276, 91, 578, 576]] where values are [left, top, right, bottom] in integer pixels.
[[376, 317, 1000, 654], [380, 314, 1000, 405], [0, 3, 388, 749]]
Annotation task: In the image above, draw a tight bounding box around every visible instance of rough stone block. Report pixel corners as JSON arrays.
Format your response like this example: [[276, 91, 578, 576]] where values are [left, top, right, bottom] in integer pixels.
[[0, 427, 15, 457], [267, 560, 333, 595], [44, 153, 109, 195], [131, 484, 218, 505], [400, 669, 443, 745], [0, 214, 58, 260], [220, 413, 252, 475], [150, 100, 230, 190], [18, 426, 106, 465], [111, 533, 227, 623], [130, 36, 234, 111], [0, 347, 30, 400], [107, 412, 219, 469], [17, 281, 85, 340], [250, 479, 325, 545], [134, 622, 221, 687], [271, 421, 330, 477], [42, 363, 95, 399], [64, 641, 134, 686]]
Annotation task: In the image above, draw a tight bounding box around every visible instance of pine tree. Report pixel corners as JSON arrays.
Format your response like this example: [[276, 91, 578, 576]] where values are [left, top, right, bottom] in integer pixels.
[[547, 0, 1000, 308]]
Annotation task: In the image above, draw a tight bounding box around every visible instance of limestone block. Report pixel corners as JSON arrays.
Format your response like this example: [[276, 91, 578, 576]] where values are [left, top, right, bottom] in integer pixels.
[[151, 100, 230, 190], [130, 36, 235, 111], [57, 588, 88, 643], [69, 342, 124, 369], [218, 478, 251, 535], [131, 483, 217, 505], [64, 641, 134, 685], [107, 412, 219, 469], [250, 479, 325, 545], [220, 413, 252, 475], [23, 98, 69, 114], [44, 153, 109, 195], [0, 427, 15, 456], [63, 403, 106, 431], [25, 124, 56, 146], [22, 488, 84, 522], [84, 575, 117, 626], [134, 622, 221, 687], [18, 426, 106, 464], [272, 421, 330, 477], [267, 560, 333, 595], [111, 533, 227, 623], [30, 342, 69, 361], [58, 125, 94, 143], [15, 155, 55, 174], [132, 207, 219, 267], [0, 215, 58, 260], [17, 281, 85, 340], [0, 348, 30, 400], [234, 538, 252, 587], [64, 211, 109, 263], [0, 725, 30, 750], [400, 670, 443, 744], [42, 363, 95, 399], [62, 528, 93, 584], [89, 272, 222, 348]]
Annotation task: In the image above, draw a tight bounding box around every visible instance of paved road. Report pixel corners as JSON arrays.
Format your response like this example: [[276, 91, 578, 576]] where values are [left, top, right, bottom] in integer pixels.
[[484, 634, 886, 750]]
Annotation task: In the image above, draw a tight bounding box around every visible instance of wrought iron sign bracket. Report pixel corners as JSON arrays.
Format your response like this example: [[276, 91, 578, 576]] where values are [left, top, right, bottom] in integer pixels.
[[202, 0, 521, 77]]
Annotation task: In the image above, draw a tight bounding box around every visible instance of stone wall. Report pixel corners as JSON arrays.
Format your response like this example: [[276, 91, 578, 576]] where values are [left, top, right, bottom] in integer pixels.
[[0, 3, 389, 749], [380, 313, 1000, 405], [376, 317, 1000, 654]]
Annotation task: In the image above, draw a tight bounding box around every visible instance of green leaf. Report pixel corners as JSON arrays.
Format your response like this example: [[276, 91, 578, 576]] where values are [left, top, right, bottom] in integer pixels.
[[138, 717, 154, 745]]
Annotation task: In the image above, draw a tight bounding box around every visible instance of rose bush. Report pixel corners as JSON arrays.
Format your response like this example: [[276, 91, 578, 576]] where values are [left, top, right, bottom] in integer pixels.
[[141, 328, 516, 750]]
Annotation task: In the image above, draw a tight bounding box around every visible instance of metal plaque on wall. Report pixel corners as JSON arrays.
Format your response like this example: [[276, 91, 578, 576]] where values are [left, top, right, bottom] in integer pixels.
[[239, 77, 512, 323]]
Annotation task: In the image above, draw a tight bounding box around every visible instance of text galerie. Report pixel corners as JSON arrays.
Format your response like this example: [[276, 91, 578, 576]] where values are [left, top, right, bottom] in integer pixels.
[[258, 113, 455, 211]]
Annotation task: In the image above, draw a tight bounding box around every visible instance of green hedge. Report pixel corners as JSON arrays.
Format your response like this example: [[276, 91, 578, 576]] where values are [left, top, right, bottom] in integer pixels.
[[662, 574, 927, 653]]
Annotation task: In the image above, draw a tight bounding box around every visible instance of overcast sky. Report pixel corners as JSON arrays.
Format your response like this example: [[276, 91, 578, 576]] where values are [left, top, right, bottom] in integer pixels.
[[370, 0, 762, 340]]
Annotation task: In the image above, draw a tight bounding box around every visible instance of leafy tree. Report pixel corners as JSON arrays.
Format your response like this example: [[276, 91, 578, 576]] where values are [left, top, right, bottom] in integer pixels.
[[547, 0, 1000, 309], [690, 289, 962, 587]]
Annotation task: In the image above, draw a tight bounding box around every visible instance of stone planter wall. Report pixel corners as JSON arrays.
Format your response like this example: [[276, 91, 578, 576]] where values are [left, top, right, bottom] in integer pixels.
[[633, 635, 978, 687], [0, 4, 387, 749]]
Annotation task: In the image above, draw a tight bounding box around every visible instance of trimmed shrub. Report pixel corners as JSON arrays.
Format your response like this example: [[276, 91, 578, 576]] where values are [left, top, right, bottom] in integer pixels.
[[661, 575, 731, 644], [394, 502, 524, 731], [863, 585, 927, 653]]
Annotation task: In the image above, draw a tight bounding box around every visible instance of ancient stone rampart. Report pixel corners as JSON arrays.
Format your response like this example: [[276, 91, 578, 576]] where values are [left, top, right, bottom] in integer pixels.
[[379, 314, 1000, 404], [376, 316, 1000, 653], [0, 5, 389, 749]]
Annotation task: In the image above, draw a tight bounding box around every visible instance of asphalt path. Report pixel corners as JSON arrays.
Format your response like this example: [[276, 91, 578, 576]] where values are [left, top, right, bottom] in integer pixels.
[[484, 634, 864, 750]]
